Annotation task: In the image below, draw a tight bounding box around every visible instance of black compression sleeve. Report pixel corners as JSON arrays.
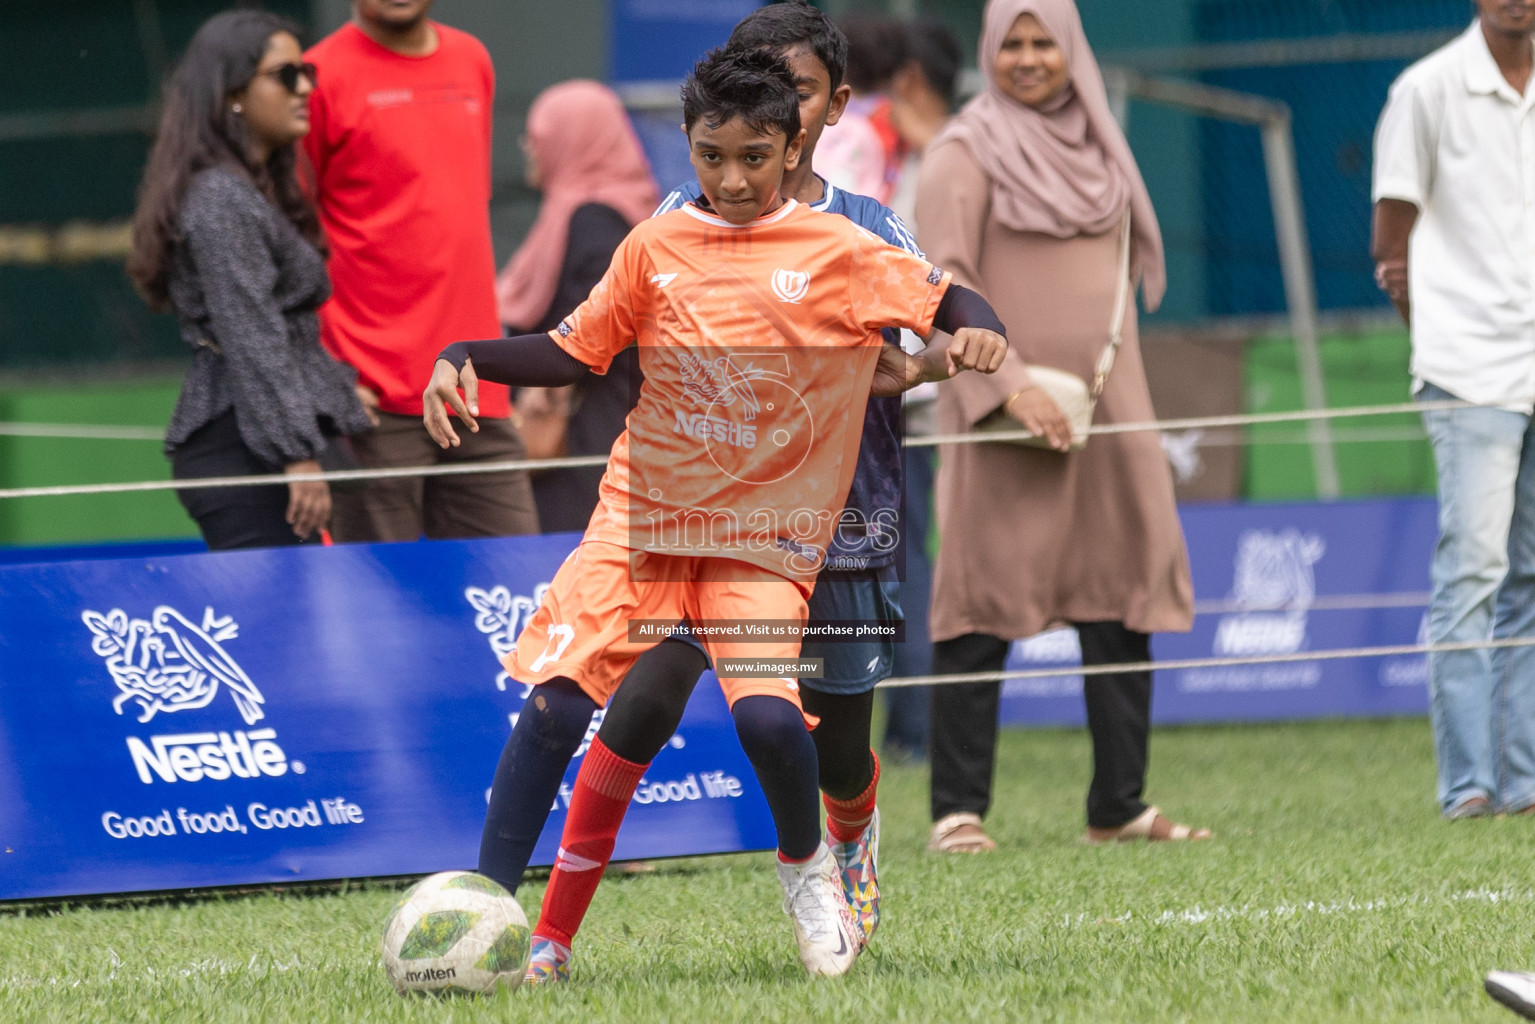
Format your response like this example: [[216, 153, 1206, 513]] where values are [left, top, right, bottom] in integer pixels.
[[436, 334, 592, 387], [931, 283, 1007, 338]]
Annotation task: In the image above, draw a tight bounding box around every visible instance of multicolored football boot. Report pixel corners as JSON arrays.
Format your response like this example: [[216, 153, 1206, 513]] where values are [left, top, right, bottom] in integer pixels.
[[829, 806, 880, 947], [523, 936, 571, 986]]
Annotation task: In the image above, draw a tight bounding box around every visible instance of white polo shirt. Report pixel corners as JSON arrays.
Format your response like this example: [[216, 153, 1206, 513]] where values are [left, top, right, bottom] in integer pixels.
[[1373, 22, 1535, 411]]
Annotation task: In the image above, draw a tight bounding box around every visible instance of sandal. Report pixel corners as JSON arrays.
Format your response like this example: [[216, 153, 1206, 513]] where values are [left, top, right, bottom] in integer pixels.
[[928, 812, 997, 854], [1083, 806, 1212, 845]]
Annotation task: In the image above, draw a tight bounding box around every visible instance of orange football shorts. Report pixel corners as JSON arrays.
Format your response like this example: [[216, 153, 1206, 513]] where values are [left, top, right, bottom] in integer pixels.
[[504, 540, 810, 713]]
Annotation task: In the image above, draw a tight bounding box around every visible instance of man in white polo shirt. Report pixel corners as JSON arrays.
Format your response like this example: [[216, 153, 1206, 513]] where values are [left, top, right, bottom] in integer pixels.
[[1372, 0, 1535, 821]]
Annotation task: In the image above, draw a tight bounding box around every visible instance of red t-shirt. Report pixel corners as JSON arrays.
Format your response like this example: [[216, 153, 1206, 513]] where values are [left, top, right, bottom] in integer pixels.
[[304, 23, 509, 417]]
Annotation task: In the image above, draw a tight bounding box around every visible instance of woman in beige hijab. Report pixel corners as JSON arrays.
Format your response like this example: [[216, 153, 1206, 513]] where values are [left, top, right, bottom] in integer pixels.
[[917, 0, 1203, 851]]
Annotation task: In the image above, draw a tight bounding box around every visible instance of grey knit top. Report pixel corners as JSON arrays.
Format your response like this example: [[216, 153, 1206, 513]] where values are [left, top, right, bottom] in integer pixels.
[[163, 167, 371, 466]]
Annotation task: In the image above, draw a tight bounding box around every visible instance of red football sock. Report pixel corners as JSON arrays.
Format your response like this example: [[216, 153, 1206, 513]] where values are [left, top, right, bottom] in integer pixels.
[[532, 737, 648, 948], [823, 751, 880, 844]]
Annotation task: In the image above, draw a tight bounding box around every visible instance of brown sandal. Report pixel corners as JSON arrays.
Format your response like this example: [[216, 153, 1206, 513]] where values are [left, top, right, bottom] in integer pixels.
[[1083, 806, 1212, 845], [928, 812, 998, 854]]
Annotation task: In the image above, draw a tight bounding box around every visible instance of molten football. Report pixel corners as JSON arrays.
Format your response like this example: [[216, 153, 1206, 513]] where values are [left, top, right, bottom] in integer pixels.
[[381, 871, 531, 995]]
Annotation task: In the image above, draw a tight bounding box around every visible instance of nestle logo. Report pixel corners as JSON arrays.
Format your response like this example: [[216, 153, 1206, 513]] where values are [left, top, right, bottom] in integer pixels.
[[126, 729, 291, 785], [673, 409, 756, 448]]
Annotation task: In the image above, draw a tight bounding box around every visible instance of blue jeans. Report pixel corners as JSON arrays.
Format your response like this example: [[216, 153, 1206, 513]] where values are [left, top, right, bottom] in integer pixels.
[[1420, 382, 1535, 815]]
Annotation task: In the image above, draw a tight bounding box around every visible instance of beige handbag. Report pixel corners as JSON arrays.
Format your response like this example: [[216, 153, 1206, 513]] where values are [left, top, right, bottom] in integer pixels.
[[976, 215, 1134, 451]]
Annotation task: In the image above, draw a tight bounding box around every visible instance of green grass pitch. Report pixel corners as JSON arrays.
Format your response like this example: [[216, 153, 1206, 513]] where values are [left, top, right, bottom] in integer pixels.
[[4, 717, 1531, 1023]]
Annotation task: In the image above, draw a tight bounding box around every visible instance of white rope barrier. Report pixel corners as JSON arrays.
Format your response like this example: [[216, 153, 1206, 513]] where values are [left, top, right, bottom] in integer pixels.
[[0, 453, 613, 501], [874, 634, 1535, 689], [1165, 425, 1426, 449], [0, 398, 1457, 447], [903, 399, 1461, 449], [0, 398, 1472, 501]]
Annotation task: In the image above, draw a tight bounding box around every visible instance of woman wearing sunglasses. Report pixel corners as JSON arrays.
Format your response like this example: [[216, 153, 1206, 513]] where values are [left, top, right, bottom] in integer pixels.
[[128, 10, 370, 549]]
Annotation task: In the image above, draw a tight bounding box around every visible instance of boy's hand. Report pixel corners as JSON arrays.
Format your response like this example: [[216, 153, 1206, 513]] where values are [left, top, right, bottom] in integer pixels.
[[869, 327, 1011, 398], [942, 327, 1007, 377], [870, 344, 923, 397], [423, 358, 480, 449], [908, 328, 1008, 386]]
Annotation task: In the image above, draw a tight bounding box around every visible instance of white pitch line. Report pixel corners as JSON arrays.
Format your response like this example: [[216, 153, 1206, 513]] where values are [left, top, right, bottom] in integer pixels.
[[1061, 886, 1532, 930]]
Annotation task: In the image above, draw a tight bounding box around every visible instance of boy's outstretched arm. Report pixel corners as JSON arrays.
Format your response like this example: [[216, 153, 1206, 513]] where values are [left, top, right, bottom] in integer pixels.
[[424, 334, 595, 448], [870, 283, 1007, 397]]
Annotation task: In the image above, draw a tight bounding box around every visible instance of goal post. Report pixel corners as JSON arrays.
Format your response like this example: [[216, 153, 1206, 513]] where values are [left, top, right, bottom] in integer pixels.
[[1105, 68, 1340, 499]]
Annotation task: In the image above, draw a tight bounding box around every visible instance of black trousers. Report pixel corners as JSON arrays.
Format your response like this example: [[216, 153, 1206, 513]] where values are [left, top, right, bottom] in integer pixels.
[[170, 411, 315, 551], [929, 622, 1152, 829]]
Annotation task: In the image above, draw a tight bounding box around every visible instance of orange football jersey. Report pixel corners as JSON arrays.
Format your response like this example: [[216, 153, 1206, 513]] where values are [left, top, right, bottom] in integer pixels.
[[550, 198, 951, 587]]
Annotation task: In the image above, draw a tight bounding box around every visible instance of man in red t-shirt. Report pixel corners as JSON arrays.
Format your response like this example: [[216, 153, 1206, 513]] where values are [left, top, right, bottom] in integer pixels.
[[304, 0, 537, 541]]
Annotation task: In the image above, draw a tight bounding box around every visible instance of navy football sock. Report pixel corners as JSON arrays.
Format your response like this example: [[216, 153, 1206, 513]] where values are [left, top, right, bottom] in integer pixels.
[[732, 695, 822, 860], [477, 677, 597, 894]]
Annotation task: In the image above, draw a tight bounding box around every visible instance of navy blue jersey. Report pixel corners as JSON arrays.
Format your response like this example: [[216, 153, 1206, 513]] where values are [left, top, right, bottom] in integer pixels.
[[654, 178, 920, 572]]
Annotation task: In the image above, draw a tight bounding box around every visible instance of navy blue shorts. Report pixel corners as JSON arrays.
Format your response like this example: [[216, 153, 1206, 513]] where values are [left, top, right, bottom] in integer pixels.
[[800, 565, 902, 695]]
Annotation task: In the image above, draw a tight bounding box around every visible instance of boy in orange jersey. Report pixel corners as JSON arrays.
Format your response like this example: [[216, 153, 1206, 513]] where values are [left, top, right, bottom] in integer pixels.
[[423, 46, 1008, 979]]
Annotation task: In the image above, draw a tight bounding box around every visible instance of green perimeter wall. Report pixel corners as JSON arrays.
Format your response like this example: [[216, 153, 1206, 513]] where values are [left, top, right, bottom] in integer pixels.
[[0, 375, 194, 547], [1244, 324, 1434, 501]]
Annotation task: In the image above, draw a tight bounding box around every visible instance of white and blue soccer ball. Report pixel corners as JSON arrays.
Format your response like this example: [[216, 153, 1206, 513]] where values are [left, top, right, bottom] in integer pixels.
[[381, 870, 531, 995]]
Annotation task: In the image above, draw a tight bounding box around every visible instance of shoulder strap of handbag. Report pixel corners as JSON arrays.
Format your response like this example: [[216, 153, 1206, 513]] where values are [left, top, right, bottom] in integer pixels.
[[1088, 213, 1135, 401]]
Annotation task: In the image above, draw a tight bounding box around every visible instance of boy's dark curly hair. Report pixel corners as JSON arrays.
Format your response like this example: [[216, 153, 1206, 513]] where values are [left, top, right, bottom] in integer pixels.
[[727, 0, 849, 93], [682, 45, 802, 142]]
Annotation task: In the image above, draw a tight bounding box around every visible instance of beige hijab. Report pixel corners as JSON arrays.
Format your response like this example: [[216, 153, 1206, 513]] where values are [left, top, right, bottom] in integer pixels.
[[934, 0, 1166, 310]]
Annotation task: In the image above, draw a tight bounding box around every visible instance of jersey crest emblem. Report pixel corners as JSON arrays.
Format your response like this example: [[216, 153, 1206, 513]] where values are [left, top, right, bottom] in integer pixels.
[[771, 269, 810, 304]]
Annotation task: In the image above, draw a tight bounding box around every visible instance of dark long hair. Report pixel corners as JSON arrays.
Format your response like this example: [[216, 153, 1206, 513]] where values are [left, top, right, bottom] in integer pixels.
[[128, 9, 322, 309]]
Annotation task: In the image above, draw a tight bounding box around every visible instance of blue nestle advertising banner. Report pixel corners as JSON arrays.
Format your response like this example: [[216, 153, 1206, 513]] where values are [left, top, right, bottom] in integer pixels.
[[0, 498, 1441, 900], [0, 534, 776, 901], [1000, 497, 1437, 726]]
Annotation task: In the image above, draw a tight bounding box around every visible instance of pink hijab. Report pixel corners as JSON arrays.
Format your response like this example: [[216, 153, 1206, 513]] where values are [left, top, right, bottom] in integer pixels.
[[496, 80, 660, 331], [934, 0, 1166, 310]]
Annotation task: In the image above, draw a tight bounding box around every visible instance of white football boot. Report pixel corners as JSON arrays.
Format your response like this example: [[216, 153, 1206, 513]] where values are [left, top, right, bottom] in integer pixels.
[[776, 843, 862, 977], [1487, 971, 1535, 1019]]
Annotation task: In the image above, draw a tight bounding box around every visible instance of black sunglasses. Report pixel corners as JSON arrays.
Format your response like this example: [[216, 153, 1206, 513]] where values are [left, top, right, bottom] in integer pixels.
[[259, 61, 318, 93]]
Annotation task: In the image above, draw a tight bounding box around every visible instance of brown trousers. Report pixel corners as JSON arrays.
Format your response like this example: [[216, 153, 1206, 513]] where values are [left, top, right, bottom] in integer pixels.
[[330, 412, 539, 542]]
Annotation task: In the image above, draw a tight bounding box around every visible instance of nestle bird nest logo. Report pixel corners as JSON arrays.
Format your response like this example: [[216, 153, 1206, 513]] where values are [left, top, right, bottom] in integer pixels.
[[1213, 529, 1326, 657], [465, 584, 551, 694], [81, 606, 266, 725], [675, 353, 813, 484]]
